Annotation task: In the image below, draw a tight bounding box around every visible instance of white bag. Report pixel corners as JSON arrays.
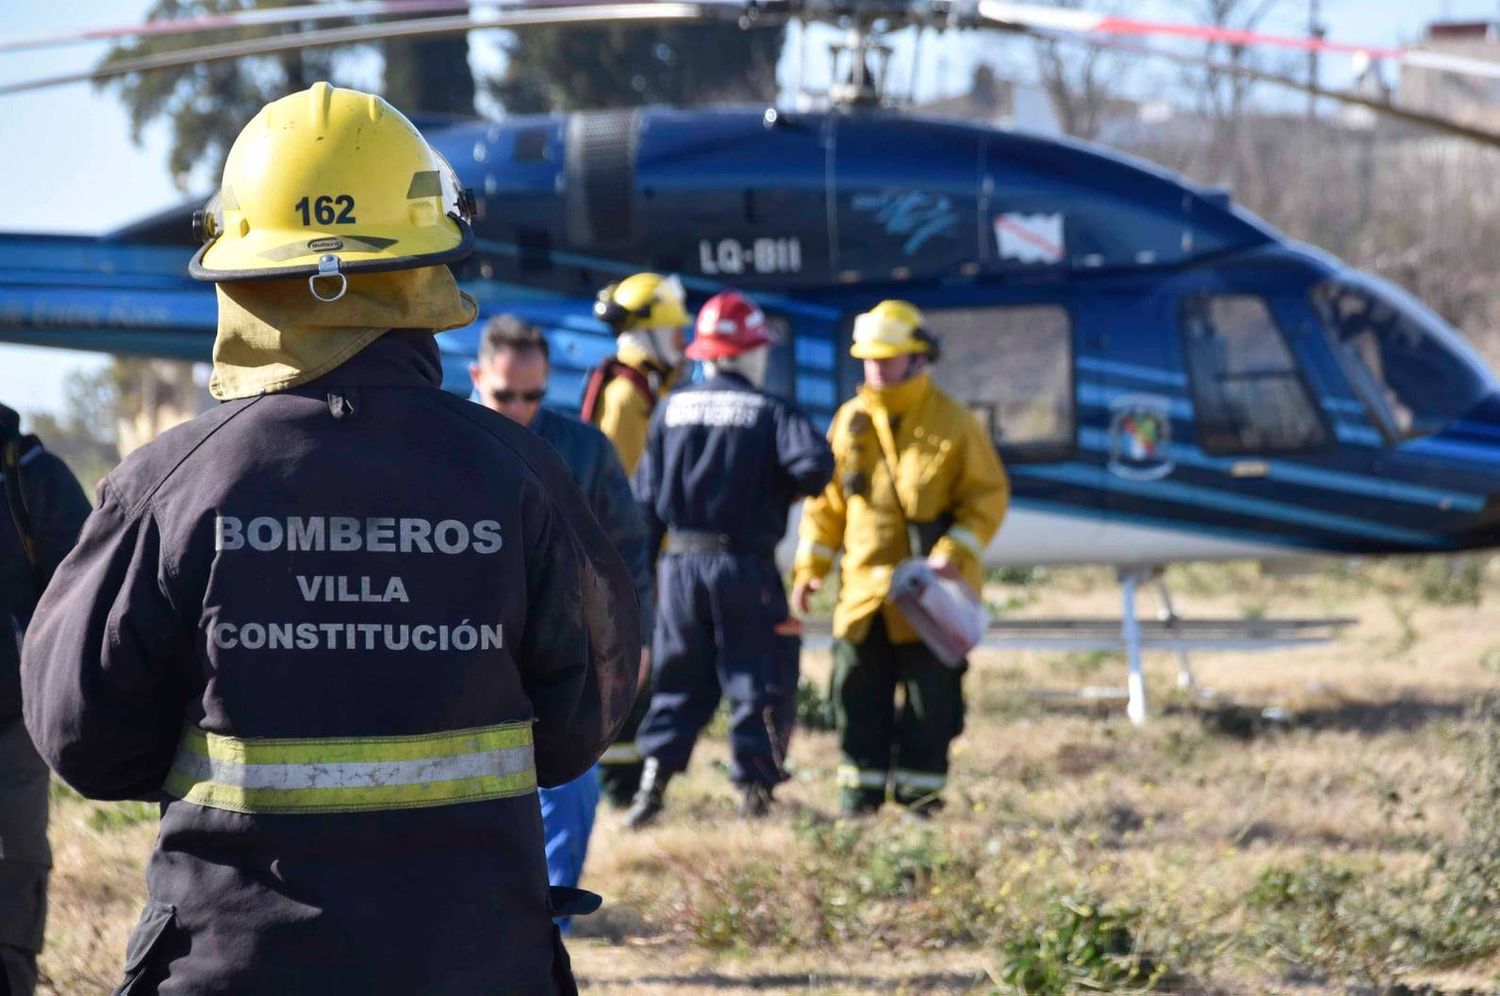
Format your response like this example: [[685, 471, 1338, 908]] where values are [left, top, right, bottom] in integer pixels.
[[889, 558, 990, 667]]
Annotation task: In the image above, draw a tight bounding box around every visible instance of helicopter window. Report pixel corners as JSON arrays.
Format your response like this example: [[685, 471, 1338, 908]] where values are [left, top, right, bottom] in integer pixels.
[[1181, 294, 1329, 455], [760, 315, 795, 401], [924, 305, 1074, 457], [1312, 279, 1491, 441]]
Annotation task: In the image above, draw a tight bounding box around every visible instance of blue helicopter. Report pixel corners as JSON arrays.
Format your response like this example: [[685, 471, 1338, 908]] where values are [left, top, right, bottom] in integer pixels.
[[3, 0, 1498, 719]]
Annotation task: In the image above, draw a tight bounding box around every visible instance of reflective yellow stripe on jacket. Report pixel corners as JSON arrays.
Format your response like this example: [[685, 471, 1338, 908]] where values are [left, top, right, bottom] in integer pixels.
[[164, 722, 537, 815]]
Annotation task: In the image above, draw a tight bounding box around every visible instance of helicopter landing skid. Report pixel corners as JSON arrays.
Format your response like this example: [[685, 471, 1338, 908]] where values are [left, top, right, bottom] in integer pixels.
[[987, 566, 1354, 725], [800, 570, 1354, 726]]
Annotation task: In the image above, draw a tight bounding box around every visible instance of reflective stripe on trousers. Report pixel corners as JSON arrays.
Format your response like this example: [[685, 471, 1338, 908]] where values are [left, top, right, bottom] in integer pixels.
[[892, 768, 946, 793], [164, 722, 537, 814], [599, 742, 640, 765], [836, 764, 887, 790]]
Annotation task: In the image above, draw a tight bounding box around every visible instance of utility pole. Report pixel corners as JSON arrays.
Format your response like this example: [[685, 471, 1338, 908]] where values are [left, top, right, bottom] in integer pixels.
[[1306, 0, 1324, 120]]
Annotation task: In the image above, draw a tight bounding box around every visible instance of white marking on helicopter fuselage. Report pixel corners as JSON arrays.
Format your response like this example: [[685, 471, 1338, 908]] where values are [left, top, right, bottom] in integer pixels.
[[995, 212, 1065, 264], [698, 237, 802, 276], [770, 500, 1301, 576], [987, 505, 1299, 567]]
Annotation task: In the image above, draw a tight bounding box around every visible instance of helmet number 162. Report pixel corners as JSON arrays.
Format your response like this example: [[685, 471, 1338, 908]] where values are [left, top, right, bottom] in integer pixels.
[[294, 195, 357, 226]]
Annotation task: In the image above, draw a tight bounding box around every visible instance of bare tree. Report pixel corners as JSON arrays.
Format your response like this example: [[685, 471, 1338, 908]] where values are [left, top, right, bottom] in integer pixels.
[[1174, 0, 1289, 184], [1029, 0, 1131, 141], [1123, 115, 1500, 368]]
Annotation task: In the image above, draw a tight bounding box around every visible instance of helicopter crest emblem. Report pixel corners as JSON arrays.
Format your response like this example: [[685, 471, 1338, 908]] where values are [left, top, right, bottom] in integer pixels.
[[1109, 394, 1175, 481]]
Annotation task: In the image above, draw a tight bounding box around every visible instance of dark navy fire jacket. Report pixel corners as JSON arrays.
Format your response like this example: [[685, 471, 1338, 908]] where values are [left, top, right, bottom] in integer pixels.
[[21, 332, 637, 995]]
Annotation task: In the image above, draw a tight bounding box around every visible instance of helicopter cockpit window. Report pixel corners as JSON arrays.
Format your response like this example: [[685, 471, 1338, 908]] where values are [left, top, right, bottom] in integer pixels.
[[1181, 294, 1329, 455], [1312, 278, 1492, 442], [925, 305, 1074, 459]]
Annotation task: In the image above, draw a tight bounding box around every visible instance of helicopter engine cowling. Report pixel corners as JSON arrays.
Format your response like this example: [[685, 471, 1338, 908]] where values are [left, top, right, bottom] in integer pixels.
[[436, 105, 1279, 294]]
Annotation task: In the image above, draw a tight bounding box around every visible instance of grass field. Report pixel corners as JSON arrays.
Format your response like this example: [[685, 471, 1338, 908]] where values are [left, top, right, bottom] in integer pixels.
[[36, 559, 1500, 995]]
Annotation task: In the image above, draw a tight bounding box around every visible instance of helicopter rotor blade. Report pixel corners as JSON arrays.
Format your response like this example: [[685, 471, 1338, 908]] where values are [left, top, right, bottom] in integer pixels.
[[974, 1, 1500, 83], [0, 2, 470, 55], [0, 0, 754, 56], [0, 2, 739, 99], [1012, 27, 1500, 151]]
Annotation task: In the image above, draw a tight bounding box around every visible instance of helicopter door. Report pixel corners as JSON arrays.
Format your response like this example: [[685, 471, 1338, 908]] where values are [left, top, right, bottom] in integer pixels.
[[760, 305, 842, 432], [1171, 290, 1358, 555], [922, 300, 1098, 567], [1084, 287, 1215, 564], [764, 305, 845, 570]]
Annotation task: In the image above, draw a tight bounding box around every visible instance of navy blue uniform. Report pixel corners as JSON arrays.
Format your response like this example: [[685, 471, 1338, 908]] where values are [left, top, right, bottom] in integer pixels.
[[1, 405, 90, 996], [532, 407, 652, 642], [528, 406, 651, 925], [633, 372, 833, 786], [21, 334, 638, 995]]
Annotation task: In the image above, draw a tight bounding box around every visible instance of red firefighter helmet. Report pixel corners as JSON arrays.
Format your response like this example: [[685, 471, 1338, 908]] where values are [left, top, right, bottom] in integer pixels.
[[686, 290, 775, 360]]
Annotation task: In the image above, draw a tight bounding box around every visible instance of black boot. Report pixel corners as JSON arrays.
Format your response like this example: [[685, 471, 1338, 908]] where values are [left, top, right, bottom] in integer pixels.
[[738, 783, 773, 819], [623, 757, 671, 830]]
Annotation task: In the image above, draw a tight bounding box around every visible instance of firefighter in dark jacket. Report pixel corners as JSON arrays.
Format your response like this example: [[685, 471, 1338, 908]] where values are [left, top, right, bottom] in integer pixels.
[[20, 84, 637, 996], [470, 314, 653, 929], [582, 271, 689, 807], [626, 291, 834, 827], [0, 404, 90, 996]]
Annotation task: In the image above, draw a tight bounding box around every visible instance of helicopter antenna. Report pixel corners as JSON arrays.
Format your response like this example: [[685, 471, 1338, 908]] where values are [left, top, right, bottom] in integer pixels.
[[828, 24, 895, 107], [797, 14, 809, 103], [909, 23, 925, 104]]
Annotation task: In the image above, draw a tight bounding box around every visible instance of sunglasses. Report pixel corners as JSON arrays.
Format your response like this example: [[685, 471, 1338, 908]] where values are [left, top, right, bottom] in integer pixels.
[[489, 387, 547, 405]]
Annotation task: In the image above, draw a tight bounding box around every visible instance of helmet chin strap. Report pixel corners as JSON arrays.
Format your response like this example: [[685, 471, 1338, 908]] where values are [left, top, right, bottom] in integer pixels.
[[617, 329, 681, 374], [704, 347, 769, 388], [645, 327, 684, 370]]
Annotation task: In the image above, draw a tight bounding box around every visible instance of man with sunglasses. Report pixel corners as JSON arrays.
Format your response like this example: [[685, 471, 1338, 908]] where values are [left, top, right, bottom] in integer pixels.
[[470, 315, 654, 924]]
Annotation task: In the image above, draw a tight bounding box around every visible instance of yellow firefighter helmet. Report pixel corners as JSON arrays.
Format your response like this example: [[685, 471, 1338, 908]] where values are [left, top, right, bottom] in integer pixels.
[[593, 272, 691, 333], [190, 82, 475, 290], [850, 299, 939, 360]]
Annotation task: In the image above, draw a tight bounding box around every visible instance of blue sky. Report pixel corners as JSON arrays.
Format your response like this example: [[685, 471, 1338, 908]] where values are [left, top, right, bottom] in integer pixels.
[[0, 0, 1494, 419]]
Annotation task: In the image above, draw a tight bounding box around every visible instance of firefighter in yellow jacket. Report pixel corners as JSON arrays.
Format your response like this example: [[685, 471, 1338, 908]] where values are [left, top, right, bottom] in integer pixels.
[[581, 272, 689, 807], [792, 300, 1009, 816], [582, 273, 690, 476]]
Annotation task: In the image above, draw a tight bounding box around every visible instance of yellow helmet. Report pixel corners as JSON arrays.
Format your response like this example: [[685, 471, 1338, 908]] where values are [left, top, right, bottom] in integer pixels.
[[190, 82, 475, 290], [850, 300, 939, 360], [593, 272, 690, 333]]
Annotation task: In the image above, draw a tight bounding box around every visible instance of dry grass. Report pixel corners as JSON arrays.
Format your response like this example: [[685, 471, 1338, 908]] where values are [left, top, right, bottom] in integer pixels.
[[37, 559, 1500, 995]]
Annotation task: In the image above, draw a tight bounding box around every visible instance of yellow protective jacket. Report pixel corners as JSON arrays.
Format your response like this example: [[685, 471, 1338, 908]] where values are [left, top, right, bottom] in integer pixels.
[[590, 341, 678, 477], [794, 372, 1009, 645]]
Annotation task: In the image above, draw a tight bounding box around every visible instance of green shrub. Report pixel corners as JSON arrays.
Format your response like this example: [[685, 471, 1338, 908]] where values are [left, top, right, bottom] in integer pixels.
[[996, 894, 1166, 994], [795, 675, 834, 731], [87, 800, 157, 832], [1415, 557, 1484, 606], [1243, 697, 1500, 983]]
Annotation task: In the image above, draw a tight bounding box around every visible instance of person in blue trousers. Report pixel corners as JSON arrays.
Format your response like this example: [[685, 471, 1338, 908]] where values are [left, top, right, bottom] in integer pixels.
[[472, 315, 654, 928]]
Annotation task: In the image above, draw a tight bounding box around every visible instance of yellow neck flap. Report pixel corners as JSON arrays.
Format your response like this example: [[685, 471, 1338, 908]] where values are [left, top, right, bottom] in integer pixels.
[[210, 265, 477, 401]]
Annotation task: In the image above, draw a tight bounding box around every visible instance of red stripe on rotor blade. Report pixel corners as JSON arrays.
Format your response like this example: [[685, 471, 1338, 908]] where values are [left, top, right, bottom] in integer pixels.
[[1091, 15, 1402, 60]]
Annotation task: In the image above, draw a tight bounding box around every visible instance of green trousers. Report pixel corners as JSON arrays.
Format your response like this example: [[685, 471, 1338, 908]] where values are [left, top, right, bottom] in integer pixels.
[[832, 614, 965, 811]]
